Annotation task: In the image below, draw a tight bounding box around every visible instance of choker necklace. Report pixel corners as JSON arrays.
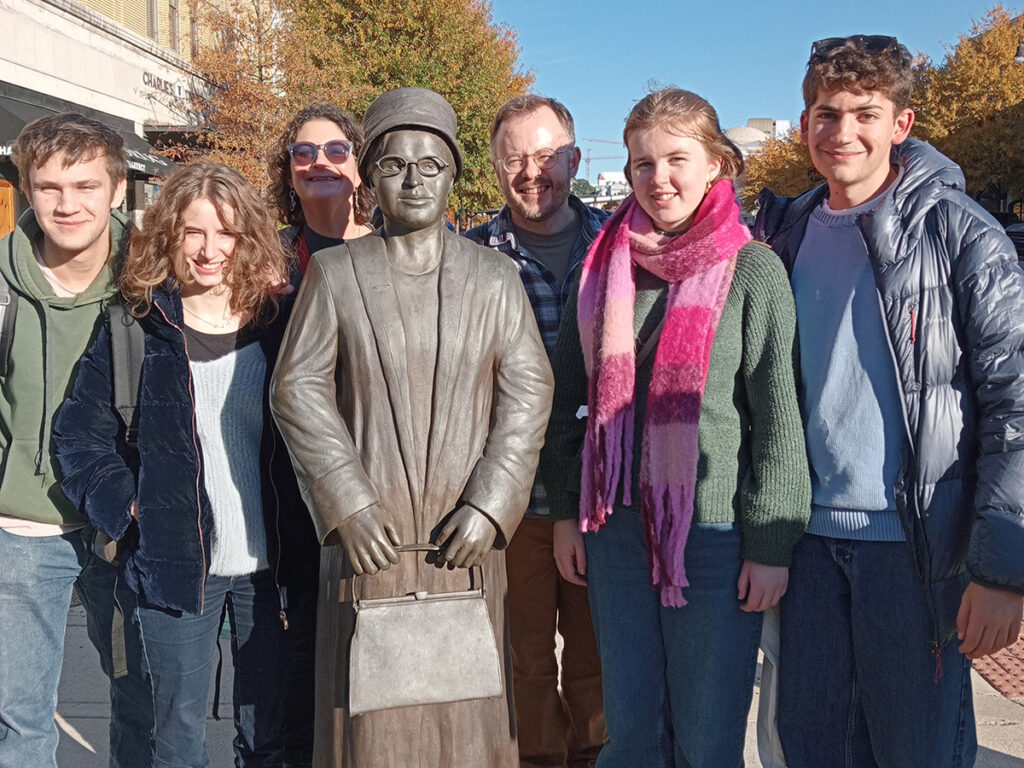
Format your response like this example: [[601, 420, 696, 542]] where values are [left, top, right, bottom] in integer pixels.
[[653, 226, 687, 238], [182, 305, 233, 330]]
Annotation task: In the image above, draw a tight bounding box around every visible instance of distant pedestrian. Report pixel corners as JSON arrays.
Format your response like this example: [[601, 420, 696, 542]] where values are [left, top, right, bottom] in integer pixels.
[[755, 34, 1024, 767], [0, 112, 153, 768], [56, 162, 307, 767], [542, 88, 811, 768], [466, 94, 608, 768]]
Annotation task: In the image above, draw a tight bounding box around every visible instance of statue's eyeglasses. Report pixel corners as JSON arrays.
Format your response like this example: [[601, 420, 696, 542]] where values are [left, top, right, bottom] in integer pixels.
[[374, 155, 450, 178], [498, 147, 573, 174], [287, 140, 354, 165]]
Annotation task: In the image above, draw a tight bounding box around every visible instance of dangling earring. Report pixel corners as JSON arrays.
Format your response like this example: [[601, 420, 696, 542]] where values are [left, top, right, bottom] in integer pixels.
[[289, 189, 297, 213], [705, 178, 714, 195]]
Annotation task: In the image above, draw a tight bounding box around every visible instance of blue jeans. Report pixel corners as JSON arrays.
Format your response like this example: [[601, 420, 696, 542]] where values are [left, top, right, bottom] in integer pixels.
[[585, 514, 763, 768], [778, 534, 976, 768], [0, 526, 152, 768], [137, 569, 289, 768]]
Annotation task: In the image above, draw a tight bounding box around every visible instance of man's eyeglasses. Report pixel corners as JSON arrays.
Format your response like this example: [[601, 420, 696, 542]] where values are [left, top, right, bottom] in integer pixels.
[[498, 147, 573, 174], [374, 155, 450, 178], [288, 140, 354, 165], [810, 35, 909, 64]]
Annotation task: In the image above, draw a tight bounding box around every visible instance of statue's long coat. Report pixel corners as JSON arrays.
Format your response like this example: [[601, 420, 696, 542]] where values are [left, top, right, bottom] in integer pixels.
[[271, 231, 554, 768]]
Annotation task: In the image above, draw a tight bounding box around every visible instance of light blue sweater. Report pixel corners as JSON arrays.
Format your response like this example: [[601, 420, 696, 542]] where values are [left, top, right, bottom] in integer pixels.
[[791, 196, 905, 541]]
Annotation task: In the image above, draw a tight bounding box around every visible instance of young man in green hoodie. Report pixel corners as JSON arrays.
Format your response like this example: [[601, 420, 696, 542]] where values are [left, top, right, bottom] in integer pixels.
[[0, 113, 152, 768]]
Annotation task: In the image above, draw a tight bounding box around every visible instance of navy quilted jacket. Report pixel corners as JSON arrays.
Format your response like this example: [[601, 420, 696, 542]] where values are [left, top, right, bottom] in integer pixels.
[[55, 288, 315, 617], [754, 139, 1024, 644]]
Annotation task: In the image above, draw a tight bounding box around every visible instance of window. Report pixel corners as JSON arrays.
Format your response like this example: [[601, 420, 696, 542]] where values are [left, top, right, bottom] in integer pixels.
[[169, 0, 180, 52], [147, 0, 159, 40]]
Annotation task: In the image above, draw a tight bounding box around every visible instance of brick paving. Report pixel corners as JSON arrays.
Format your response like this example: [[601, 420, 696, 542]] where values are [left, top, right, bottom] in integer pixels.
[[973, 626, 1024, 701]]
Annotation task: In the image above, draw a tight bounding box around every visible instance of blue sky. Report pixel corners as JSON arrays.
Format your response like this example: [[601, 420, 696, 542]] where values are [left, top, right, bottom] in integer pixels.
[[488, 0, 1013, 179]]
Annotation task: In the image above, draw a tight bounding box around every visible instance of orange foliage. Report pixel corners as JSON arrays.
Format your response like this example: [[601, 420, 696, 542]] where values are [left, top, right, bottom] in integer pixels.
[[166, 0, 533, 214]]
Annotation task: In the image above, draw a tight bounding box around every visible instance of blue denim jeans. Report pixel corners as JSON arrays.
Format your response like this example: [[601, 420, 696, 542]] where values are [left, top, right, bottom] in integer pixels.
[[778, 534, 977, 768], [137, 569, 289, 768], [585, 514, 763, 768], [0, 526, 152, 768]]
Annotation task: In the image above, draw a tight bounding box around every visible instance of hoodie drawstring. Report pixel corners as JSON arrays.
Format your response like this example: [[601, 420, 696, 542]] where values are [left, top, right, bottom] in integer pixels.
[[35, 302, 54, 476]]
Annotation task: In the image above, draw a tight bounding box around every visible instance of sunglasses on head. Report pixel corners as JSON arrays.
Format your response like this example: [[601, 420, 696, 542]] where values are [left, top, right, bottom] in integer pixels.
[[810, 35, 906, 61], [287, 140, 354, 165]]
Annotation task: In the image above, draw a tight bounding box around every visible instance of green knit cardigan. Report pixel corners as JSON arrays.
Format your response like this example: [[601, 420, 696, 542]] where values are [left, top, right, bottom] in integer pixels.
[[541, 241, 811, 567]]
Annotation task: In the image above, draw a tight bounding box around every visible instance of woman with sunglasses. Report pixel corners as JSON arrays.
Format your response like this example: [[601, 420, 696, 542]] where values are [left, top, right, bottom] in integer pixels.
[[542, 89, 811, 767], [269, 104, 375, 276], [55, 162, 305, 766], [267, 105, 374, 766]]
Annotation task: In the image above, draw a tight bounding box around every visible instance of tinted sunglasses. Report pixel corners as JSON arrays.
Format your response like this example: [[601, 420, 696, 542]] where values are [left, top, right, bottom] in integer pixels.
[[287, 140, 354, 165], [810, 35, 907, 62]]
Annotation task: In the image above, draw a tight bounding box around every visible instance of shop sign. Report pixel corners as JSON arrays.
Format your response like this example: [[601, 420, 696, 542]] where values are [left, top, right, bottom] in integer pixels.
[[142, 72, 186, 100]]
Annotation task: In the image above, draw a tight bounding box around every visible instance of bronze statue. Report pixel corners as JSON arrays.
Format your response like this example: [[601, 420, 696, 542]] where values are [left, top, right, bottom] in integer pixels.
[[270, 87, 553, 768]]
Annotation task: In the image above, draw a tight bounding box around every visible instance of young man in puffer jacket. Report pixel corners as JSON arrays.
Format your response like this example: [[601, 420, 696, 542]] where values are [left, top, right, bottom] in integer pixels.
[[0, 113, 152, 768], [754, 34, 1024, 768]]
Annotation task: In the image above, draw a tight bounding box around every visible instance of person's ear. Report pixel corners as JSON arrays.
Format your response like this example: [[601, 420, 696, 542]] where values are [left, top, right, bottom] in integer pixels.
[[110, 177, 127, 210], [891, 108, 915, 145]]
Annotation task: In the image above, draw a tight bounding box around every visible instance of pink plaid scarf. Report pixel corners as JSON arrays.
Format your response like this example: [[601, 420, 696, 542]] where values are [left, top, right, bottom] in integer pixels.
[[577, 179, 751, 607]]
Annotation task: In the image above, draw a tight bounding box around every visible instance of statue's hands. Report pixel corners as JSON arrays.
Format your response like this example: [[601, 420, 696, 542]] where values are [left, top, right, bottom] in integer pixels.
[[435, 505, 498, 568], [332, 504, 401, 575]]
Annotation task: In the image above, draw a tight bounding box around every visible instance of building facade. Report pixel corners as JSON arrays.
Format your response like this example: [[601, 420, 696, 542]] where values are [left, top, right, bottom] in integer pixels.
[[0, 0, 200, 232]]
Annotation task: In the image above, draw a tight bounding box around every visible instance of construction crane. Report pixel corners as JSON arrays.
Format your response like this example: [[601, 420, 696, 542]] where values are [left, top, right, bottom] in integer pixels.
[[583, 151, 625, 183], [581, 138, 624, 183]]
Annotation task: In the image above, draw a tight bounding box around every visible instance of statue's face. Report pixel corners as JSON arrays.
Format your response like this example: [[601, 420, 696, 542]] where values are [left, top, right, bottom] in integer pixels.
[[371, 129, 455, 235]]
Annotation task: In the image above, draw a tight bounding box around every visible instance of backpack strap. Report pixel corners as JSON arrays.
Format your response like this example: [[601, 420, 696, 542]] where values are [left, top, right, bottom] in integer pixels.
[[0, 275, 18, 378], [107, 303, 145, 448]]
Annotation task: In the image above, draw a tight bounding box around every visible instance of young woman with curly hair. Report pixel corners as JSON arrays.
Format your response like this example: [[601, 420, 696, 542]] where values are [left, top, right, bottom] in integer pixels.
[[55, 162, 311, 767], [268, 104, 375, 275]]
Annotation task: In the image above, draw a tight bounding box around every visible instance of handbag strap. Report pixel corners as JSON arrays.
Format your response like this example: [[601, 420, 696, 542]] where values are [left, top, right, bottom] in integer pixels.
[[350, 542, 484, 603]]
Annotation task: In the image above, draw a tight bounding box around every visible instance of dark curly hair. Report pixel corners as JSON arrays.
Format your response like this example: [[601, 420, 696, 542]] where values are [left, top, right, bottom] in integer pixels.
[[803, 36, 914, 111], [267, 104, 375, 228]]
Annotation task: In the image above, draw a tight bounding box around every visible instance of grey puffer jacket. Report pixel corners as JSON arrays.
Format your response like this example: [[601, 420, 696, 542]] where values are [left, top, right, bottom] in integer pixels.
[[754, 139, 1024, 646]]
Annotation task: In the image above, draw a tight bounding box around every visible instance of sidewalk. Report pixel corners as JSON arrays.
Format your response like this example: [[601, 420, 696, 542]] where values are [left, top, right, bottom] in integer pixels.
[[57, 604, 1024, 767]]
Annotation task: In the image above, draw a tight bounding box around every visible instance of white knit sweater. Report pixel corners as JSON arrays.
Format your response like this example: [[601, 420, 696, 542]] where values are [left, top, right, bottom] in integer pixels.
[[190, 342, 269, 576]]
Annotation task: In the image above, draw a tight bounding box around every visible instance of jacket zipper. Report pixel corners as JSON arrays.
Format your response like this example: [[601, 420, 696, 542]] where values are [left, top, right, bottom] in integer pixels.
[[862, 228, 943, 675], [156, 303, 207, 616], [267, 426, 289, 630]]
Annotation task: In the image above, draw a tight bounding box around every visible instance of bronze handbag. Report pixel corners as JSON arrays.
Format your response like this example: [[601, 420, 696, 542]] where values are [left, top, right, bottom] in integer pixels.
[[348, 543, 503, 716]]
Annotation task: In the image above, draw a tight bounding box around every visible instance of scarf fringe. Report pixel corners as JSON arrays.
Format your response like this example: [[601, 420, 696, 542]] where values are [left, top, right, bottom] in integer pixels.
[[643, 482, 694, 607]]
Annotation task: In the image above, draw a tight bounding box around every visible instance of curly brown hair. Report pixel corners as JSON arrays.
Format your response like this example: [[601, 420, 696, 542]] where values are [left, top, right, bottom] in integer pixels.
[[803, 36, 914, 111], [267, 104, 375, 228], [622, 89, 744, 186], [122, 162, 287, 321]]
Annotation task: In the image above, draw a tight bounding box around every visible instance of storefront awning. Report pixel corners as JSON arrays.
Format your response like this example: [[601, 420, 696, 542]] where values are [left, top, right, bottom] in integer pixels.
[[0, 95, 176, 178]]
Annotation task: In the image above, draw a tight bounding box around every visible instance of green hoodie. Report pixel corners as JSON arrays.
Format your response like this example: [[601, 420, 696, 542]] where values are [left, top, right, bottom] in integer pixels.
[[0, 208, 128, 525]]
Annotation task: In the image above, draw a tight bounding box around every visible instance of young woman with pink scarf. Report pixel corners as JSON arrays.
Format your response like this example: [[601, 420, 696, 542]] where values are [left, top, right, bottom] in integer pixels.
[[541, 89, 811, 767]]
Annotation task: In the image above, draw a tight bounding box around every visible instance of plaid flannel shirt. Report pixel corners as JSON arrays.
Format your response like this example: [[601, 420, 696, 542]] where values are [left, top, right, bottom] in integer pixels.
[[465, 196, 610, 518]]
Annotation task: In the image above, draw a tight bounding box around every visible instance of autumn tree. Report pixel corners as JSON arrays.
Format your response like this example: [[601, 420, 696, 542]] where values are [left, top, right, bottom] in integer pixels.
[[170, 0, 531, 215], [914, 5, 1024, 204], [288, 0, 532, 214], [739, 129, 817, 211], [167, 0, 292, 184]]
